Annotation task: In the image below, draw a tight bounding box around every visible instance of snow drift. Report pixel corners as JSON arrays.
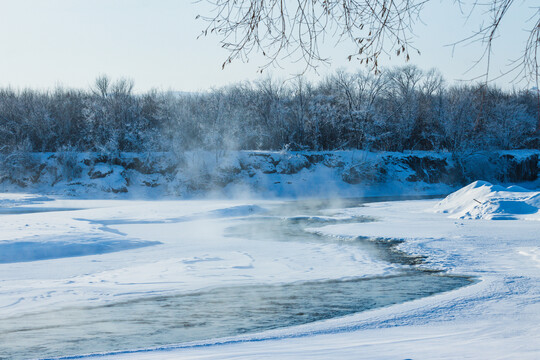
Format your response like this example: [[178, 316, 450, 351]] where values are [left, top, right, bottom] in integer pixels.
[[435, 180, 540, 220]]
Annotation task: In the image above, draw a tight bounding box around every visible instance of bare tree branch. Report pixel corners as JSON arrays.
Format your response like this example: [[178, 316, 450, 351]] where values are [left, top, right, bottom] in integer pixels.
[[197, 0, 539, 84]]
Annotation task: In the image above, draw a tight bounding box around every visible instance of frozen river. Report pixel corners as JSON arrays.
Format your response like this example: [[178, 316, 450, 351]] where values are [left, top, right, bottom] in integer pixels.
[[0, 196, 471, 359]]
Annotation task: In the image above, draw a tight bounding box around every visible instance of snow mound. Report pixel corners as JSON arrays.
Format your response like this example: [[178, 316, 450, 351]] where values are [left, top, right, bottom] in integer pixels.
[[435, 180, 540, 220]]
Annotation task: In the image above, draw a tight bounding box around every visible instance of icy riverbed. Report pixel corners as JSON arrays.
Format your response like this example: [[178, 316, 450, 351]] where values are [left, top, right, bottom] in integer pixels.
[[104, 184, 539, 360], [0, 194, 469, 359], [0, 197, 397, 318], [1, 185, 539, 359]]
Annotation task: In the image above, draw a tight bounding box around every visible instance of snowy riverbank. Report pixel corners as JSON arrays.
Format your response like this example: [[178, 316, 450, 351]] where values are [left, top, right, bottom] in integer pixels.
[[1, 182, 539, 359], [1, 150, 538, 198], [102, 183, 540, 359]]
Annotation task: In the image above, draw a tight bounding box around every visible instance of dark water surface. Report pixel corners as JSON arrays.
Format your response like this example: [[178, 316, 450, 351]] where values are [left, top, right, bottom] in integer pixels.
[[0, 274, 471, 360]]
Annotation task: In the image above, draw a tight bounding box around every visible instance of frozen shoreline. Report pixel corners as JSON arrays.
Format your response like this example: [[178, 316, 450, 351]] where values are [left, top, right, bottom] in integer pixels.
[[1, 187, 540, 359], [2, 150, 538, 198], [102, 192, 540, 359], [0, 199, 399, 318]]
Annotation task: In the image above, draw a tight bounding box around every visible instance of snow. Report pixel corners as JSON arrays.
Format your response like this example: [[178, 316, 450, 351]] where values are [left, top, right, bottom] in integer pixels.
[[10, 149, 538, 198], [0, 235, 160, 263], [434, 180, 540, 220], [0, 195, 397, 320], [2, 182, 540, 359], [96, 189, 540, 359]]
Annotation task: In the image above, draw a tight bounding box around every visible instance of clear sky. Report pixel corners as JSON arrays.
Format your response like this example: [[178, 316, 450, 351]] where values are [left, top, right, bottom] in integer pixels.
[[0, 0, 535, 92]]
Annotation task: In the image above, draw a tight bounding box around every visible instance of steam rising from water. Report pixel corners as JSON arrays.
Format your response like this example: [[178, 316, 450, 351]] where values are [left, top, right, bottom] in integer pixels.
[[0, 274, 471, 360]]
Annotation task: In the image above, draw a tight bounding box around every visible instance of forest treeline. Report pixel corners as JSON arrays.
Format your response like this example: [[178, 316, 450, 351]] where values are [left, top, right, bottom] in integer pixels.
[[0, 66, 538, 154]]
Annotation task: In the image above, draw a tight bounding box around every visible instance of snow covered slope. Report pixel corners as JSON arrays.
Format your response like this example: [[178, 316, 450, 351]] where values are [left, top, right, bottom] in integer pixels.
[[0, 150, 538, 198], [435, 180, 540, 220]]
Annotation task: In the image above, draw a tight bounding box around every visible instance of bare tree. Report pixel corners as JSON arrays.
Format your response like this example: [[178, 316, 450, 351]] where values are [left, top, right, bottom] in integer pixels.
[[198, 0, 424, 72], [197, 0, 539, 85], [92, 75, 111, 98]]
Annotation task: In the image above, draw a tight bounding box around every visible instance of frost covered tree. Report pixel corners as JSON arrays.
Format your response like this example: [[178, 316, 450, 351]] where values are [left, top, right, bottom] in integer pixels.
[[253, 78, 289, 148], [0, 67, 537, 154]]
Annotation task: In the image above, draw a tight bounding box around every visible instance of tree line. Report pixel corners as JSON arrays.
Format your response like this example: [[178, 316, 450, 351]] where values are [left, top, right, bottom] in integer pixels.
[[0, 66, 538, 155]]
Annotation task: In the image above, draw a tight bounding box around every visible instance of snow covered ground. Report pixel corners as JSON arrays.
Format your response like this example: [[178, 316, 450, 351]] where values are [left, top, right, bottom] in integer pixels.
[[102, 182, 540, 359], [1, 181, 540, 359], [1, 194, 405, 359], [1, 197, 399, 319]]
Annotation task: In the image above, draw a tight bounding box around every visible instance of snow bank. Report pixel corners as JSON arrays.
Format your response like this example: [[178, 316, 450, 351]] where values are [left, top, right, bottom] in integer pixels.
[[0, 150, 537, 198], [435, 180, 540, 220]]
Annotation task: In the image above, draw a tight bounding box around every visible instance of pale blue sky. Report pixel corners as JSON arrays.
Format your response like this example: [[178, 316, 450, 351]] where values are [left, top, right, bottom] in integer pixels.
[[0, 0, 535, 91]]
